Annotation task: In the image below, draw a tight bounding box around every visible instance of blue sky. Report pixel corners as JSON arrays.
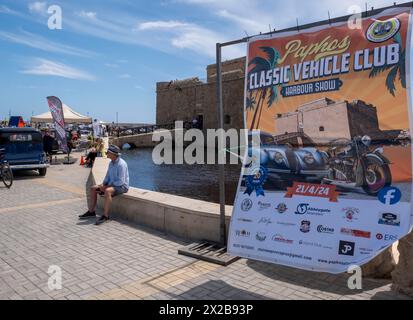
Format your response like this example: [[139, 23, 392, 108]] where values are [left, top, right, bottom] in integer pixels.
[[0, 0, 398, 123]]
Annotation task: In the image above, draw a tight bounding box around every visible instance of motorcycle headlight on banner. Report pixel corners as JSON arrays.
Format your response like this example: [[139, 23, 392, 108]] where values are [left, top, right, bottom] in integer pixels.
[[228, 6, 413, 274]]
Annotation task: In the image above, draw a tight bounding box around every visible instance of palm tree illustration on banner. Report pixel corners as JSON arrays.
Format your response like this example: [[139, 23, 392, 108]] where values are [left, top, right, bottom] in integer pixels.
[[369, 32, 406, 96], [248, 47, 286, 130]]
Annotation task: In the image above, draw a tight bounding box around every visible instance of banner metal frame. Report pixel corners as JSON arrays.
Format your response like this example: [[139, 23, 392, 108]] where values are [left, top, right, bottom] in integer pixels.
[[215, 1, 413, 247]]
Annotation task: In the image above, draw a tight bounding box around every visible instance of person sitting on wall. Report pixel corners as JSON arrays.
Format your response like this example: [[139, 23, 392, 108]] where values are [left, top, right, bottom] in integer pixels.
[[84, 147, 97, 168], [79, 145, 129, 225], [95, 138, 104, 157]]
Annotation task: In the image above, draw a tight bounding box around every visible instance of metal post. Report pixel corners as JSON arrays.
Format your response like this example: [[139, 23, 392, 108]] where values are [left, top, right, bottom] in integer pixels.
[[116, 112, 119, 138], [216, 43, 227, 246]]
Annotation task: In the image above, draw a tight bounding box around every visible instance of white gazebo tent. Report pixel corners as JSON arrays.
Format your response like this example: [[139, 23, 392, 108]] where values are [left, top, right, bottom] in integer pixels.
[[31, 104, 92, 124]]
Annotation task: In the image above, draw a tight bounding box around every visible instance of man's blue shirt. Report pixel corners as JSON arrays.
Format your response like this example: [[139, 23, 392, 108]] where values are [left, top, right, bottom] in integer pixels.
[[103, 157, 129, 189]]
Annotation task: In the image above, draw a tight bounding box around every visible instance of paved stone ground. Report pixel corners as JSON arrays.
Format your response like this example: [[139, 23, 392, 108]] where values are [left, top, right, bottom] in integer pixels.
[[0, 153, 411, 300]]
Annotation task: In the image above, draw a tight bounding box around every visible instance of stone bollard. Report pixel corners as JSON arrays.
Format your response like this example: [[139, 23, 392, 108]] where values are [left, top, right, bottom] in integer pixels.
[[392, 231, 413, 296], [361, 247, 396, 279]]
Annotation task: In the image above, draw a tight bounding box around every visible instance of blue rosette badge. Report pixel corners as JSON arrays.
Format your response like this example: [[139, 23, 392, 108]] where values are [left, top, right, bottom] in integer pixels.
[[244, 165, 268, 197]]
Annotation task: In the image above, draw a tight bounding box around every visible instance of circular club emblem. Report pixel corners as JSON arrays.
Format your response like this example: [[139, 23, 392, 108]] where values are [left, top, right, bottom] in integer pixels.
[[366, 18, 400, 43], [376, 233, 384, 240], [276, 203, 288, 214], [343, 207, 359, 221], [241, 199, 253, 212]]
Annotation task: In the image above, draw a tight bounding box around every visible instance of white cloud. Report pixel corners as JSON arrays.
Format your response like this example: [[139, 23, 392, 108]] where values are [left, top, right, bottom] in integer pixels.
[[105, 63, 119, 68], [216, 9, 263, 33], [175, 0, 397, 34], [28, 2, 47, 14], [119, 74, 132, 79], [78, 10, 97, 19], [136, 19, 244, 58], [21, 85, 39, 89], [0, 30, 95, 58], [0, 4, 27, 18], [0, 5, 16, 14], [18, 0, 397, 62], [21, 58, 96, 81], [138, 20, 190, 30], [134, 85, 144, 90]]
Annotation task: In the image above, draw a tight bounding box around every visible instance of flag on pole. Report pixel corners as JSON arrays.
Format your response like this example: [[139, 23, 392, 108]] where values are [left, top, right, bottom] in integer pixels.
[[46, 96, 68, 153]]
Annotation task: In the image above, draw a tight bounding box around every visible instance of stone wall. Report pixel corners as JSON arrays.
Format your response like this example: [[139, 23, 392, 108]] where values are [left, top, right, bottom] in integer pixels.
[[156, 57, 246, 131], [347, 100, 381, 138], [89, 158, 233, 243], [275, 98, 352, 143], [301, 101, 351, 142], [275, 98, 383, 144], [206, 57, 246, 82]]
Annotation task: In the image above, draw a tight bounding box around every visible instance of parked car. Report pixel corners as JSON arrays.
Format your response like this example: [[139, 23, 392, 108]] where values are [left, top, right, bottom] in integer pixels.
[[246, 131, 329, 184], [0, 128, 49, 176], [79, 130, 92, 140]]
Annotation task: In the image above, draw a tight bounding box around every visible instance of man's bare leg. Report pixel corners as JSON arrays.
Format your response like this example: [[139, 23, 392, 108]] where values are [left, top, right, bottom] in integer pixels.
[[89, 185, 107, 212], [103, 187, 115, 218]]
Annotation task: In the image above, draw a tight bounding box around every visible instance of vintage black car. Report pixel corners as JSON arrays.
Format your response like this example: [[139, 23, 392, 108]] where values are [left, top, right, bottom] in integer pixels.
[[0, 128, 49, 176], [247, 132, 329, 183]]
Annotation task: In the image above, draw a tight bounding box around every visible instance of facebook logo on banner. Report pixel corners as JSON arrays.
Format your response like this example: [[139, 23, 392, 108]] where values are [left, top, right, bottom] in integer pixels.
[[378, 187, 402, 205]]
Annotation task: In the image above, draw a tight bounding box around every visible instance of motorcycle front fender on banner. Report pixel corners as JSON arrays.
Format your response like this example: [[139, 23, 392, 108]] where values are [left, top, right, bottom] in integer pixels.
[[228, 6, 413, 274]]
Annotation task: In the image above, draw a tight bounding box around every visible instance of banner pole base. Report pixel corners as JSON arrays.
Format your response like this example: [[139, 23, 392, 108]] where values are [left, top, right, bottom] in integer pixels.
[[178, 241, 239, 266]]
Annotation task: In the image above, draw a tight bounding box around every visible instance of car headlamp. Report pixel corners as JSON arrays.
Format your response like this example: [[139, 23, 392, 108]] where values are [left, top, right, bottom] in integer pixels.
[[273, 151, 284, 164], [304, 153, 315, 165]]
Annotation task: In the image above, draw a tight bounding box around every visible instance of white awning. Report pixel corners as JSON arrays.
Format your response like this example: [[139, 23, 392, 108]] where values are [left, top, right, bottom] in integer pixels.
[[31, 104, 92, 124]]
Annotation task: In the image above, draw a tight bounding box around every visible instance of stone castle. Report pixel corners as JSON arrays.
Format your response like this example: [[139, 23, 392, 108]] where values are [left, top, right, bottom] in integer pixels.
[[156, 57, 246, 131]]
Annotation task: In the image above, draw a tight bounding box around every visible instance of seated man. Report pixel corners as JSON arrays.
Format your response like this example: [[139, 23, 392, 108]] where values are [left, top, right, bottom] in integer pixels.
[[84, 148, 97, 168], [79, 145, 129, 225]]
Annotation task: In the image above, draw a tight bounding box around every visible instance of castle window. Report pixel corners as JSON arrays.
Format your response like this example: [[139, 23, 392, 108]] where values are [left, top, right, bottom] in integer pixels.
[[319, 126, 325, 132], [224, 115, 231, 125]]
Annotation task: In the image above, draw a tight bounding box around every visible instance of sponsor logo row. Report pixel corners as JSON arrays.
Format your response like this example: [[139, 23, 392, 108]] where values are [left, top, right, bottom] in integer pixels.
[[232, 238, 374, 258], [240, 199, 401, 227], [235, 227, 396, 243], [235, 221, 398, 242]]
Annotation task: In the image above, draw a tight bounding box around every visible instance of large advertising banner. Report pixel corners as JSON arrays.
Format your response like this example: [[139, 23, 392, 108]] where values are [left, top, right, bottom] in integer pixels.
[[47, 96, 68, 153], [228, 7, 413, 273]]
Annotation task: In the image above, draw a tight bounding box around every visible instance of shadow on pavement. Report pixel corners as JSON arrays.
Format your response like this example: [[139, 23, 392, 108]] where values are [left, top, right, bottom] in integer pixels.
[[50, 157, 79, 165], [106, 215, 191, 247], [76, 219, 97, 226], [246, 259, 391, 296], [12, 170, 44, 180], [171, 280, 272, 300], [370, 290, 412, 300]]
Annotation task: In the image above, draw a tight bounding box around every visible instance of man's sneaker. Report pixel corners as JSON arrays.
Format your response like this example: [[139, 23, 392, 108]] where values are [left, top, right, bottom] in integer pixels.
[[79, 211, 96, 219], [95, 216, 110, 225]]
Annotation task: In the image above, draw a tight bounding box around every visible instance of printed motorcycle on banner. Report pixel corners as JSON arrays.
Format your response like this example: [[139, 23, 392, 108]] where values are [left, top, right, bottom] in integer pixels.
[[228, 6, 413, 273]]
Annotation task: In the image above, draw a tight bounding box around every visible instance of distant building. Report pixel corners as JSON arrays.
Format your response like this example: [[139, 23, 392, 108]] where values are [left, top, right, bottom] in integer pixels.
[[156, 57, 246, 131], [275, 97, 397, 144]]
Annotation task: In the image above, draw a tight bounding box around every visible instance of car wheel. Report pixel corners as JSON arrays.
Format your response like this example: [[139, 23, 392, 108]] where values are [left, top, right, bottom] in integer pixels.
[[38, 168, 47, 177]]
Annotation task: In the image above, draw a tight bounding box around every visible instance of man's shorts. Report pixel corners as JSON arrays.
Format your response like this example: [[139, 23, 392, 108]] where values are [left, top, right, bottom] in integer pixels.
[[113, 186, 129, 197]]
